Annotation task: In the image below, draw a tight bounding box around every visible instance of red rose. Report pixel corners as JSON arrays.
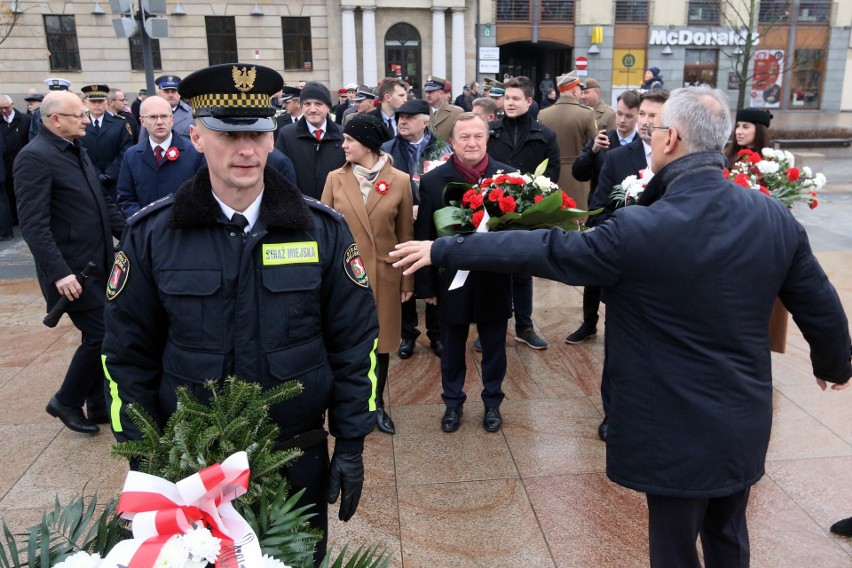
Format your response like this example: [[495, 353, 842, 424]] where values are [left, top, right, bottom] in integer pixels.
[[374, 180, 390, 195], [759, 186, 770, 196], [787, 167, 800, 181], [165, 147, 179, 161], [560, 192, 576, 209], [468, 193, 484, 210], [734, 173, 751, 188], [533, 195, 544, 204], [472, 210, 485, 227], [809, 199, 818, 209], [488, 188, 504, 202], [747, 152, 762, 164], [498, 195, 516, 213]]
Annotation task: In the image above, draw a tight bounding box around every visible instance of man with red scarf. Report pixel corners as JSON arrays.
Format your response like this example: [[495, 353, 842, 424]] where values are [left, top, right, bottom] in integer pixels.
[[413, 112, 513, 433]]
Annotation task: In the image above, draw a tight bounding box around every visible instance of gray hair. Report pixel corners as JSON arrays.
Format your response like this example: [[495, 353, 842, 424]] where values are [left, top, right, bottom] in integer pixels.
[[0, 95, 12, 104], [662, 86, 731, 153]]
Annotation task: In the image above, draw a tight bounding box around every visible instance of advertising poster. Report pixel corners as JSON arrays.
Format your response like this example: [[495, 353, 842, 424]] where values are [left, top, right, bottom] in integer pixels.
[[750, 49, 783, 108], [611, 49, 646, 107]]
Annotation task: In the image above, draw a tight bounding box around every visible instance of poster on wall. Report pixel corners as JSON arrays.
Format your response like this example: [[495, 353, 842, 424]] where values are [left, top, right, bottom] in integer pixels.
[[750, 49, 784, 108], [610, 49, 646, 107]]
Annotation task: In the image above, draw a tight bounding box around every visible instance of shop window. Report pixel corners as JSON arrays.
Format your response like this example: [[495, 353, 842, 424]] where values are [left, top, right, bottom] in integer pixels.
[[798, 0, 830, 23], [282, 18, 312, 71], [44, 15, 81, 71], [129, 36, 162, 71], [497, 0, 531, 21], [683, 48, 718, 88], [758, 0, 789, 23], [541, 0, 575, 21], [614, 0, 649, 22], [205, 16, 238, 66], [687, 0, 720, 24], [790, 49, 824, 109]]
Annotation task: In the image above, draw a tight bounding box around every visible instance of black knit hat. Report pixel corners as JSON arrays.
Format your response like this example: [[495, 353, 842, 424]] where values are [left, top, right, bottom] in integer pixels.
[[299, 81, 332, 108], [343, 114, 390, 153], [735, 107, 773, 127]]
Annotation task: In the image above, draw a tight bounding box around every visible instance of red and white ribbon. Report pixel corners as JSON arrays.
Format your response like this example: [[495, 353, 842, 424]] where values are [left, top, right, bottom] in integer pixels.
[[448, 209, 490, 290], [101, 451, 263, 568]]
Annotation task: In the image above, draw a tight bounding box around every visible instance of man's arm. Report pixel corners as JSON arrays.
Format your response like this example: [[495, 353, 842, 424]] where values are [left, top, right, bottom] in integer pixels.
[[104, 121, 135, 181], [571, 135, 598, 182], [115, 153, 139, 218]]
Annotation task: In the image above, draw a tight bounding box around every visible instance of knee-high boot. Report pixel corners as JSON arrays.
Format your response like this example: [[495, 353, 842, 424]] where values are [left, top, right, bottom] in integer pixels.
[[375, 353, 395, 434]]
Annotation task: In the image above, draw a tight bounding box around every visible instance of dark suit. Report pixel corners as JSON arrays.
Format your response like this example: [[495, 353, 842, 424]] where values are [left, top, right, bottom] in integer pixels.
[[274, 117, 346, 199], [0, 134, 9, 238], [13, 123, 125, 412], [589, 136, 648, 220], [429, 151, 851, 567], [116, 133, 205, 218], [0, 109, 32, 224], [80, 112, 134, 199], [414, 156, 513, 408]]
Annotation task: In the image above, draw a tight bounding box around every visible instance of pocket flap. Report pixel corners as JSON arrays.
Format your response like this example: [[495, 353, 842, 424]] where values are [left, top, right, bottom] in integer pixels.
[[159, 269, 222, 296], [261, 266, 321, 293]]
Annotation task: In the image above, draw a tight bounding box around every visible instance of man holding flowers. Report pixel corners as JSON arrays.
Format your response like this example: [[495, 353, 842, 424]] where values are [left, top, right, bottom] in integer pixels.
[[393, 86, 850, 568]]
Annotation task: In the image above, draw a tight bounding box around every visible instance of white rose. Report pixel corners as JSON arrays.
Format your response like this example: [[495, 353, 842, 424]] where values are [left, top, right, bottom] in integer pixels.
[[533, 175, 552, 192], [755, 160, 779, 175]]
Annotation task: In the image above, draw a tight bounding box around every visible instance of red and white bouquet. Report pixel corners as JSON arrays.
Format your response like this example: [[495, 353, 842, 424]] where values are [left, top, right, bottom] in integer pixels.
[[609, 169, 654, 207], [726, 148, 825, 209]]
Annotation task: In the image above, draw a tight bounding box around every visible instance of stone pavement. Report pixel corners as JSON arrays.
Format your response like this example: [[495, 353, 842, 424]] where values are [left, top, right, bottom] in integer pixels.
[[0, 157, 850, 567]]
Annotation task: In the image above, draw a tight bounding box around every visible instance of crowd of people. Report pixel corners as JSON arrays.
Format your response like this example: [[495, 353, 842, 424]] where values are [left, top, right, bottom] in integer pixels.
[[2, 61, 849, 567]]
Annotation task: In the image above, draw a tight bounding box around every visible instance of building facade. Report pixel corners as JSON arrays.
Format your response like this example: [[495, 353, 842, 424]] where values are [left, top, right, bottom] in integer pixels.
[[0, 0, 850, 111]]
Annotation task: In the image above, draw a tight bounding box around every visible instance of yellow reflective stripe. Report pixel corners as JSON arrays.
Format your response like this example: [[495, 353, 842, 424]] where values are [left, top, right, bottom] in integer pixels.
[[101, 354, 123, 432], [367, 338, 378, 412]]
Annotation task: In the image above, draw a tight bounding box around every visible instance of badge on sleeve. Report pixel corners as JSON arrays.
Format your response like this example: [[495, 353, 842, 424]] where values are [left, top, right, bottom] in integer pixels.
[[343, 243, 369, 288], [106, 251, 130, 301]]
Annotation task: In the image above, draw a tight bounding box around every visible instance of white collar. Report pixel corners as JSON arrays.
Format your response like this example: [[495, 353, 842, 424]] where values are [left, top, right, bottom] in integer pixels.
[[149, 134, 173, 153], [306, 120, 326, 135], [212, 190, 264, 233]]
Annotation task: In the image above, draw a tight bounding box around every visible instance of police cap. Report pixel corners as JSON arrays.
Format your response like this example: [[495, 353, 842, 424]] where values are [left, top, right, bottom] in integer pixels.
[[155, 75, 181, 90], [81, 85, 110, 100]]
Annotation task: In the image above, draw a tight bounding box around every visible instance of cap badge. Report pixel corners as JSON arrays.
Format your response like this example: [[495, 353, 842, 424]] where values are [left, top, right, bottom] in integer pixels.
[[232, 66, 257, 93]]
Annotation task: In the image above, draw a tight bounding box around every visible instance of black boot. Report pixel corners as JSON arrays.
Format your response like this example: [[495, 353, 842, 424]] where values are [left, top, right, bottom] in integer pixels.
[[375, 353, 395, 434]]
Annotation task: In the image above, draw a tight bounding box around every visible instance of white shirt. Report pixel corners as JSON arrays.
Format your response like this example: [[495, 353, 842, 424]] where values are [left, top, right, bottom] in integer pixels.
[[642, 140, 652, 167], [4, 109, 15, 124], [149, 134, 174, 156], [212, 190, 264, 233]]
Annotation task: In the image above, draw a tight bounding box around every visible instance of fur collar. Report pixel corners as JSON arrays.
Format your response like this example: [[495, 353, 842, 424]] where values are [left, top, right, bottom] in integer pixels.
[[169, 166, 315, 231]]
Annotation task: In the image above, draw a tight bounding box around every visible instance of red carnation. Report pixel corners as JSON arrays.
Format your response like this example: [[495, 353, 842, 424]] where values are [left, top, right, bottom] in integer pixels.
[[737, 149, 752, 157], [734, 173, 751, 188], [747, 152, 762, 164], [462, 189, 479, 207], [722, 167, 729, 177], [498, 195, 517, 213], [809, 199, 818, 209], [488, 188, 504, 202], [534, 195, 544, 204], [508, 177, 525, 185], [759, 186, 770, 196], [468, 193, 484, 210], [481, 177, 494, 187], [787, 167, 800, 181], [561, 192, 576, 209], [493, 174, 509, 184], [472, 210, 485, 227]]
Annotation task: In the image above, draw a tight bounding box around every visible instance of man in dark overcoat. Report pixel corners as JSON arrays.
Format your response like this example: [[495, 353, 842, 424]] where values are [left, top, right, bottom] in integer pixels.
[[79, 85, 134, 201], [14, 90, 126, 434], [0, 95, 31, 226], [392, 86, 851, 568]]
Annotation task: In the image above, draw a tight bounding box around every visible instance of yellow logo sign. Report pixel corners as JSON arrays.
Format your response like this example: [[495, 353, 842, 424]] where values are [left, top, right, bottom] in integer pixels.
[[232, 66, 257, 92], [262, 242, 319, 265]]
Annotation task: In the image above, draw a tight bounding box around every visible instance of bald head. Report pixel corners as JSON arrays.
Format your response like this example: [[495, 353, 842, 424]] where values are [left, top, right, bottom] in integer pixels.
[[140, 95, 172, 116], [140, 93, 175, 144], [41, 91, 89, 140]]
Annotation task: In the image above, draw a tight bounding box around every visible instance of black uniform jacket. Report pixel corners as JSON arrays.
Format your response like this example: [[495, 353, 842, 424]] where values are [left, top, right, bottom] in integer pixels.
[[80, 112, 134, 181], [274, 116, 346, 200], [487, 113, 561, 182], [413, 157, 513, 325], [102, 166, 379, 452], [0, 109, 31, 173], [13, 124, 125, 312], [587, 137, 648, 227]]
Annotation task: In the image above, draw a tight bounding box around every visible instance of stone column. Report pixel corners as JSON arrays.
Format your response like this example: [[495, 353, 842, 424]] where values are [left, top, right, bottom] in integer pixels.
[[362, 7, 378, 86], [431, 7, 446, 78], [451, 8, 466, 100], [341, 6, 358, 85]]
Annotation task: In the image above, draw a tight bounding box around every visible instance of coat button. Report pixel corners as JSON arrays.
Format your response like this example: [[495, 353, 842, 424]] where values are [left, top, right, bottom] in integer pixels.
[[456, 236, 464, 243]]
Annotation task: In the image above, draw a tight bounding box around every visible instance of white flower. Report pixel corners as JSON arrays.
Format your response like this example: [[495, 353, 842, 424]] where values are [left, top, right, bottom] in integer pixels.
[[153, 535, 190, 568], [183, 526, 221, 564], [783, 150, 795, 166], [533, 175, 554, 192], [802, 166, 813, 178], [755, 160, 779, 175], [761, 147, 775, 159], [813, 172, 826, 188], [262, 554, 293, 568], [422, 159, 447, 173], [53, 551, 103, 568], [520, 174, 532, 184]]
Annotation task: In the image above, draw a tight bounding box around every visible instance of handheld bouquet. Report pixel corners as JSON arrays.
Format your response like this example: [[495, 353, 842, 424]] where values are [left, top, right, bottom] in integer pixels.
[[725, 148, 825, 208], [609, 169, 654, 207]]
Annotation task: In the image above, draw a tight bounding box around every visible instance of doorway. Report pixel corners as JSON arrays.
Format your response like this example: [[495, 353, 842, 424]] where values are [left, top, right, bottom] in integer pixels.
[[385, 23, 422, 96]]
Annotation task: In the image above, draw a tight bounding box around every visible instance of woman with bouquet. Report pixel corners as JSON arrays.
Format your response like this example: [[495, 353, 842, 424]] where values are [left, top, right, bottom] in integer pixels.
[[321, 114, 413, 435], [725, 107, 772, 164]]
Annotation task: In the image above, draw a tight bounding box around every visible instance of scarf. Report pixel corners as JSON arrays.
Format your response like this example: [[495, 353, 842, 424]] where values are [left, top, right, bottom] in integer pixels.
[[452, 153, 489, 185], [637, 151, 726, 206], [352, 153, 390, 203]]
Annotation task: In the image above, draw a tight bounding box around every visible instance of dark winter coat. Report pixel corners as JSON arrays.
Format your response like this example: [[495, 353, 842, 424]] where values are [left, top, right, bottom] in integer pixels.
[[274, 116, 346, 199]]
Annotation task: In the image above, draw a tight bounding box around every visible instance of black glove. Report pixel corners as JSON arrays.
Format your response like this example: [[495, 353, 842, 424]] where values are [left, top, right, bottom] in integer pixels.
[[98, 173, 114, 185], [326, 450, 364, 522]]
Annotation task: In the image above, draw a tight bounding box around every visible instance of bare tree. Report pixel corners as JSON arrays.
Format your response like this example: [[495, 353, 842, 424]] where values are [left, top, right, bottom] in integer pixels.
[[0, 1, 24, 48]]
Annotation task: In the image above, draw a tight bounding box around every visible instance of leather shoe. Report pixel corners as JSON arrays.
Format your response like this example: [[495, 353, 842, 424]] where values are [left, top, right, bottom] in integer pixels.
[[398, 338, 415, 359], [830, 516, 852, 537], [375, 407, 396, 435], [431, 340, 443, 357], [46, 396, 99, 434], [483, 406, 502, 432], [441, 405, 463, 432], [598, 416, 609, 442]]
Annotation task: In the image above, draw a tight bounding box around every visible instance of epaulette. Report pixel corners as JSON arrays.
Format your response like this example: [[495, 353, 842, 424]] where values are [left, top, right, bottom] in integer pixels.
[[303, 195, 344, 220], [127, 194, 175, 226], [114, 113, 126, 120], [579, 103, 594, 110]]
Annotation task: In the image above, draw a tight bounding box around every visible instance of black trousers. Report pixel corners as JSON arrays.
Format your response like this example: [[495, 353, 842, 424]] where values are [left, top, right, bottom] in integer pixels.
[[646, 488, 751, 568], [282, 439, 330, 566], [582, 285, 601, 325], [400, 297, 439, 343], [440, 320, 507, 408], [56, 307, 106, 409]]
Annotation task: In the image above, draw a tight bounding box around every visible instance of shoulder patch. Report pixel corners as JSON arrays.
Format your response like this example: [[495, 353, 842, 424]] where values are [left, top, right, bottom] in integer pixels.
[[127, 194, 175, 226], [303, 196, 344, 220], [343, 243, 369, 288], [125, 122, 133, 137], [106, 251, 130, 301]]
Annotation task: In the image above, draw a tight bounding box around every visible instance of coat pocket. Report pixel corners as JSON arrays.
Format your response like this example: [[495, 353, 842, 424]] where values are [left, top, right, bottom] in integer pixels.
[[158, 268, 223, 346], [259, 265, 322, 343]]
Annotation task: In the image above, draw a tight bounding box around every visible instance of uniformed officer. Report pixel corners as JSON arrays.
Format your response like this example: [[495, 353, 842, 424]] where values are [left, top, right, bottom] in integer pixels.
[[101, 63, 378, 564], [154, 74, 193, 136], [28, 78, 72, 140], [79, 84, 134, 201]]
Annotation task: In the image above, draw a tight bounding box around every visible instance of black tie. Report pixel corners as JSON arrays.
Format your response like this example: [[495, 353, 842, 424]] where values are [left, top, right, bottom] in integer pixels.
[[93, 118, 100, 133], [230, 213, 249, 232], [387, 118, 394, 134]]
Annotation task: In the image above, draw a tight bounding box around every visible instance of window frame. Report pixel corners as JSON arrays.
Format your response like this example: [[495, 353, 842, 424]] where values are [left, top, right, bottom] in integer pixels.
[[205, 16, 238, 66], [281, 17, 313, 71], [44, 14, 81, 71]]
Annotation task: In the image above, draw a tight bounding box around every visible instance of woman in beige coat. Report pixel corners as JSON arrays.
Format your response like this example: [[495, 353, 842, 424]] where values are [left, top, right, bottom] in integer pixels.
[[321, 114, 413, 435]]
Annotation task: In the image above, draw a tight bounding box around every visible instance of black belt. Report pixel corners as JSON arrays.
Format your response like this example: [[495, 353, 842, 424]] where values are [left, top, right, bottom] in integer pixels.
[[278, 429, 328, 451]]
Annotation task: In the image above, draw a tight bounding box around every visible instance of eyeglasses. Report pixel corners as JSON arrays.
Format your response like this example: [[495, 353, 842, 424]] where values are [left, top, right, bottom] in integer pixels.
[[52, 112, 88, 120], [647, 124, 682, 140], [142, 114, 173, 122]]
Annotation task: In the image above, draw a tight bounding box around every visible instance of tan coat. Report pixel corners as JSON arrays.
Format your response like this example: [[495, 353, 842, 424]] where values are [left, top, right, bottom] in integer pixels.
[[430, 99, 463, 143], [594, 101, 617, 131], [539, 95, 598, 209], [321, 159, 414, 354]]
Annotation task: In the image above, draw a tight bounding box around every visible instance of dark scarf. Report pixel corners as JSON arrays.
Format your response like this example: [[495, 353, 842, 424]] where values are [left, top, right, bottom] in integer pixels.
[[637, 151, 726, 206], [452, 153, 489, 184]]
